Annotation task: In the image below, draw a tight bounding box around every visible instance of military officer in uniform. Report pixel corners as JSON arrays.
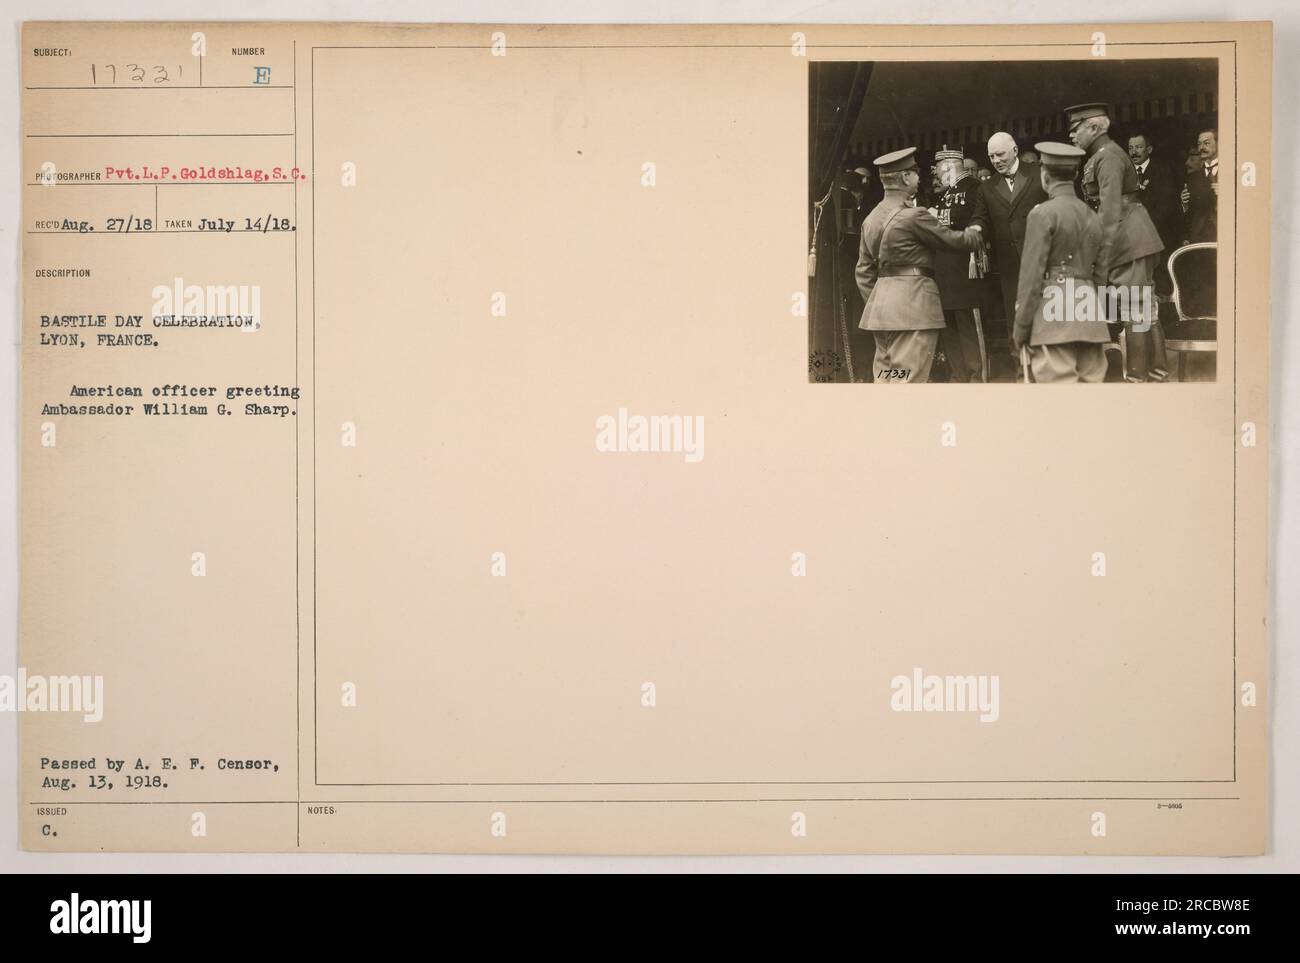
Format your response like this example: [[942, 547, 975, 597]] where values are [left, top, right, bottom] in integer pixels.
[[931, 145, 987, 382], [1012, 142, 1111, 383], [1066, 102, 1169, 382], [856, 147, 984, 383]]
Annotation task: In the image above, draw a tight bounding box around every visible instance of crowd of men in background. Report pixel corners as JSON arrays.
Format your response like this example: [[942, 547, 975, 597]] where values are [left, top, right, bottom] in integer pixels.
[[836, 117, 1219, 382]]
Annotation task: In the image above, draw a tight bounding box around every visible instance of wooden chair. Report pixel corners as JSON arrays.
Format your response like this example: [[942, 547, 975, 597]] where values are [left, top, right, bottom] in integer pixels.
[[1165, 242, 1218, 382]]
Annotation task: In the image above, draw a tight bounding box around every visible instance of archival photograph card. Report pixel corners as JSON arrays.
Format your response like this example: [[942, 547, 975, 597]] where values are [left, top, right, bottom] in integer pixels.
[[18, 20, 1271, 854]]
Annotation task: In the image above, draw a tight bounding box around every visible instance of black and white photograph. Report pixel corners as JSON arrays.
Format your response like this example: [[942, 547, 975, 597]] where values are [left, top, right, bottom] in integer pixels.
[[809, 58, 1220, 383], [0, 1, 1292, 915]]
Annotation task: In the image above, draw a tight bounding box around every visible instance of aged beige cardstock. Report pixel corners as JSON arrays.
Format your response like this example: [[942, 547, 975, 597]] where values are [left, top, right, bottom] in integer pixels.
[[19, 20, 1270, 853]]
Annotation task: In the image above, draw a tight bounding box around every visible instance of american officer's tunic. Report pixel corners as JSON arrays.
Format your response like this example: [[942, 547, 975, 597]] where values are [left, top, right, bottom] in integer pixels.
[[1014, 180, 1110, 383], [1079, 134, 1165, 286], [856, 189, 979, 383], [1079, 132, 1168, 380]]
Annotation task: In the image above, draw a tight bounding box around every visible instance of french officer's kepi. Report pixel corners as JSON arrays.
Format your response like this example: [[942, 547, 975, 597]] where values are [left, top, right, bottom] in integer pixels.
[[873, 146, 918, 173], [1064, 102, 1111, 125], [1035, 141, 1086, 171], [934, 144, 964, 163]]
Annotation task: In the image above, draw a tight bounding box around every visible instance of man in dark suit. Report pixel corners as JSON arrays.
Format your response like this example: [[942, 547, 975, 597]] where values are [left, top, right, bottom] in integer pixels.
[[1127, 130, 1183, 295], [1128, 132, 1183, 247], [968, 131, 1048, 380], [1182, 128, 1219, 243]]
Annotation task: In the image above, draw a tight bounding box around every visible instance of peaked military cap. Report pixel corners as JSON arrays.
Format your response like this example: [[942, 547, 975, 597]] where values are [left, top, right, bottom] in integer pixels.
[[873, 147, 918, 173], [1035, 141, 1086, 171], [1064, 102, 1111, 125]]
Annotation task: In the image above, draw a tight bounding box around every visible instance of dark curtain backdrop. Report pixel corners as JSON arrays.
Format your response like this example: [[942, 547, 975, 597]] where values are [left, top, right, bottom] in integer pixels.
[[809, 63, 871, 383]]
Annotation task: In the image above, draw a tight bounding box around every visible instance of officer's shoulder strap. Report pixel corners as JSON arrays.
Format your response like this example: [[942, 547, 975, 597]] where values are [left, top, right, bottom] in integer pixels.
[[872, 204, 910, 258], [881, 203, 910, 233]]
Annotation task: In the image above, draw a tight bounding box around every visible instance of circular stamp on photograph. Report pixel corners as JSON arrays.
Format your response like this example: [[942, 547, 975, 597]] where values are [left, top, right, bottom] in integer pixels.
[[808, 348, 845, 382]]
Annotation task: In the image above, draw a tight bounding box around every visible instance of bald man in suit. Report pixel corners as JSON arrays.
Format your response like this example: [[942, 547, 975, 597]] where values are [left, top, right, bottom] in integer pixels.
[[968, 132, 1048, 380]]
